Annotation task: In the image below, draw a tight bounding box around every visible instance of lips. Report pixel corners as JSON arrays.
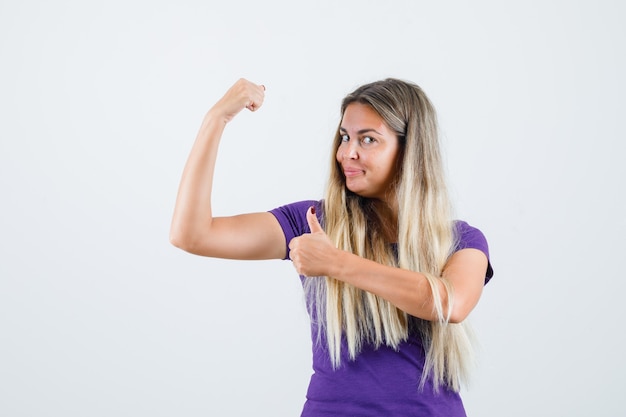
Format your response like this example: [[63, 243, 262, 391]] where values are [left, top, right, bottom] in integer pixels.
[[342, 167, 364, 177]]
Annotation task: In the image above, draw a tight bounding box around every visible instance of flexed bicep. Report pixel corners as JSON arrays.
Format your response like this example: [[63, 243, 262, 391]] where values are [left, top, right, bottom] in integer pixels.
[[170, 79, 271, 258], [173, 212, 286, 260]]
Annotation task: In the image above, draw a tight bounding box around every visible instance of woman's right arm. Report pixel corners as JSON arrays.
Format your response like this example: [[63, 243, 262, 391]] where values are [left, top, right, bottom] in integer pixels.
[[169, 79, 287, 260]]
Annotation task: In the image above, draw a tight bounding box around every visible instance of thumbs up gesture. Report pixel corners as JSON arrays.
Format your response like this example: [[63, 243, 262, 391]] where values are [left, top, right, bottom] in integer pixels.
[[289, 206, 337, 277]]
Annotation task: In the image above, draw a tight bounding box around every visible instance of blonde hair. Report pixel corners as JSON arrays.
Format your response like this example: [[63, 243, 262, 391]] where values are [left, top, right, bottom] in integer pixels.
[[304, 78, 474, 392]]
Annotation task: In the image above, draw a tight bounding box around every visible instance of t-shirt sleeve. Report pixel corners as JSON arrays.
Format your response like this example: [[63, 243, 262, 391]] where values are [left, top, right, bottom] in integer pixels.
[[454, 220, 494, 284], [269, 200, 322, 260]]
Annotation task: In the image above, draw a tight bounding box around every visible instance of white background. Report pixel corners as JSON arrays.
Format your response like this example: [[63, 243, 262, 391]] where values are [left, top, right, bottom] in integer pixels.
[[1, 1, 625, 416]]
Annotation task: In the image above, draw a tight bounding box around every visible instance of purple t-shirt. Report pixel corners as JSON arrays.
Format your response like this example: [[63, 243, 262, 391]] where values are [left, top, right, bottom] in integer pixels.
[[270, 200, 493, 417]]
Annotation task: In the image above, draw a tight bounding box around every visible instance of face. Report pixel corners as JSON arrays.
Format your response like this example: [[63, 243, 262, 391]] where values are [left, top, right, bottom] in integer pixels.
[[336, 103, 401, 204]]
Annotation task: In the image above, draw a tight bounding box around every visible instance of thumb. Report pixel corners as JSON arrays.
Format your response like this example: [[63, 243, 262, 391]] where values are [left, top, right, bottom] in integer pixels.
[[306, 206, 324, 234]]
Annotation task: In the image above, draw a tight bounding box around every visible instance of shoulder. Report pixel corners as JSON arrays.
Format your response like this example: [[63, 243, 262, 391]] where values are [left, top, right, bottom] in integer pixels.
[[268, 200, 323, 260], [269, 200, 322, 230], [453, 220, 494, 283], [454, 220, 488, 253], [269, 199, 322, 234], [270, 200, 321, 217]]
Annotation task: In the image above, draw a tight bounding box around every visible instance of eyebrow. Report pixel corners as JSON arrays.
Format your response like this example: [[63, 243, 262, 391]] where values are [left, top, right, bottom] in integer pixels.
[[339, 127, 383, 135]]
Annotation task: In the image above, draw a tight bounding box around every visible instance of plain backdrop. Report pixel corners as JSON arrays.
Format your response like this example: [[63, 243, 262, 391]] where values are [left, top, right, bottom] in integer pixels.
[[1, 1, 625, 416]]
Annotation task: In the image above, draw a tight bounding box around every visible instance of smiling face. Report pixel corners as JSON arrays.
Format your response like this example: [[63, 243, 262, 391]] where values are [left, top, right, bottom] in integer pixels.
[[335, 103, 402, 205]]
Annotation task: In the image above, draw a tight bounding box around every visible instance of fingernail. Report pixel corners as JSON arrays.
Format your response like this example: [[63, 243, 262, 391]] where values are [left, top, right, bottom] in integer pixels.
[[311, 206, 316, 215]]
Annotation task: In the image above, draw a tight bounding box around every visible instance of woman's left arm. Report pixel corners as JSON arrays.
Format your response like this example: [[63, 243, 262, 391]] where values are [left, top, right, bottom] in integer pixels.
[[289, 207, 488, 323]]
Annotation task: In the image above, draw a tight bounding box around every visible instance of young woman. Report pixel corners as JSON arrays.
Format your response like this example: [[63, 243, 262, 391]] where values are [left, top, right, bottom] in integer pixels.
[[170, 78, 493, 416]]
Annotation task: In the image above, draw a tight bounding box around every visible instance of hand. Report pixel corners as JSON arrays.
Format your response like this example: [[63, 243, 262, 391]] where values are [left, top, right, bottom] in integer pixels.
[[209, 78, 266, 124], [289, 207, 338, 277]]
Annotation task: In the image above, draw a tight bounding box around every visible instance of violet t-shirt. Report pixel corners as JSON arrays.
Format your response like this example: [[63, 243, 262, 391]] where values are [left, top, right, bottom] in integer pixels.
[[270, 200, 493, 417]]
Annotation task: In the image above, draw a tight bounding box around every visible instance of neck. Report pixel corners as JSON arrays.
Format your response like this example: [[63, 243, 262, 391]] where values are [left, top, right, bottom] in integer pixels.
[[372, 199, 398, 243]]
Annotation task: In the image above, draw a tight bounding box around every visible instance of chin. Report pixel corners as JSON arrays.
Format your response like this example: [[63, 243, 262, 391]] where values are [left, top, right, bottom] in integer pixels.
[[346, 188, 373, 199]]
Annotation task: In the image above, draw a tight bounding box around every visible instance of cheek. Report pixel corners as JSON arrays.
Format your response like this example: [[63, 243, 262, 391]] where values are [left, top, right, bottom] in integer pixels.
[[383, 151, 400, 174]]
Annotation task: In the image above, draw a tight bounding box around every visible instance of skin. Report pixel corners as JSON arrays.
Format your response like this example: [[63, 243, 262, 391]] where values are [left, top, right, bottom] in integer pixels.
[[337, 103, 401, 207], [335, 102, 402, 241], [170, 78, 488, 323]]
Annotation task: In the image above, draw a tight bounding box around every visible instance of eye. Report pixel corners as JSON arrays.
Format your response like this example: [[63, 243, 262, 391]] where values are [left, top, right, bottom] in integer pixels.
[[340, 134, 350, 142], [361, 136, 375, 145]]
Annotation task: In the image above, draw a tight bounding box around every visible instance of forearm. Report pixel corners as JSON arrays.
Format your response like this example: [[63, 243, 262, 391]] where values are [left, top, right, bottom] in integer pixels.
[[329, 250, 446, 321], [289, 209, 486, 323], [325, 248, 486, 323], [170, 112, 225, 248]]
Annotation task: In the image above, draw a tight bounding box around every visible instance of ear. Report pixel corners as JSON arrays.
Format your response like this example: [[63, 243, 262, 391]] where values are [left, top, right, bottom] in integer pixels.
[[306, 206, 323, 234]]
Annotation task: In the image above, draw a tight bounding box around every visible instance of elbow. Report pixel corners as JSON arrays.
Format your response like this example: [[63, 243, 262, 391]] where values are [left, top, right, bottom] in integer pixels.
[[169, 231, 185, 250], [447, 300, 475, 324], [170, 225, 217, 257], [448, 309, 469, 324], [169, 226, 199, 254], [169, 229, 188, 251], [437, 281, 481, 324]]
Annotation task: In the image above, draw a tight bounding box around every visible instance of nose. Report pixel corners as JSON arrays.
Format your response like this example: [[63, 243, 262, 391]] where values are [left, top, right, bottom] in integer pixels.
[[343, 140, 359, 160]]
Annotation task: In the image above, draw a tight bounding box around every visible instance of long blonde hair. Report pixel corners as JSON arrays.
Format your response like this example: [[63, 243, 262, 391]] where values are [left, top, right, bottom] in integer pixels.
[[304, 78, 474, 392]]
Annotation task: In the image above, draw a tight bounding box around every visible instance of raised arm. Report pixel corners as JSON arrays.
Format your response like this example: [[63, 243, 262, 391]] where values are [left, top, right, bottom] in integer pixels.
[[170, 79, 286, 260]]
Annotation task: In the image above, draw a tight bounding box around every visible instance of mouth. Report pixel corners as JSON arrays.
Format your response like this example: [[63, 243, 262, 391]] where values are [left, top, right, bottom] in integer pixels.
[[342, 168, 364, 178]]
